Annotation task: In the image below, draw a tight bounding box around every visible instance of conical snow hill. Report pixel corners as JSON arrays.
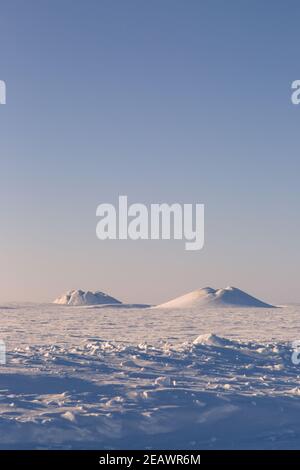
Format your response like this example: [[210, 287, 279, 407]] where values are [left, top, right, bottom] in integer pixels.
[[155, 286, 275, 309], [53, 289, 122, 306]]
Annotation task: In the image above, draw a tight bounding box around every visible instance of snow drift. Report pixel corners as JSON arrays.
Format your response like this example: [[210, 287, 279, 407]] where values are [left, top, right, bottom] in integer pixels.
[[155, 286, 275, 309], [193, 332, 236, 347], [53, 289, 122, 306]]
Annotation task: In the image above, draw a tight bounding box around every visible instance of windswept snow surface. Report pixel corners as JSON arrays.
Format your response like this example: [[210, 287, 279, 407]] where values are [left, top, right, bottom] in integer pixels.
[[0, 303, 300, 449], [155, 286, 275, 309]]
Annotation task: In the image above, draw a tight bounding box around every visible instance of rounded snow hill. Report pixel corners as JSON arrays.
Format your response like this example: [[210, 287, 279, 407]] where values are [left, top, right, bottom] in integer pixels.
[[53, 290, 122, 306], [155, 286, 275, 309]]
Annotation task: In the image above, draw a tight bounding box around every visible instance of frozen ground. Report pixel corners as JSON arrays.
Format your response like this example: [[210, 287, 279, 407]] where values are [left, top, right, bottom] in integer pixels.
[[1, 303, 300, 449]]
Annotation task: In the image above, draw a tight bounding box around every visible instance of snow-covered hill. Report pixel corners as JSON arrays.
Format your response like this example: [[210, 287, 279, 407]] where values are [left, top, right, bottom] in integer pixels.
[[53, 289, 122, 306], [155, 286, 275, 309]]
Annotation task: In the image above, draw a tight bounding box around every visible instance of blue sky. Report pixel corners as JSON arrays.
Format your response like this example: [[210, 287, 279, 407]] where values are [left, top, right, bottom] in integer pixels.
[[0, 0, 299, 304]]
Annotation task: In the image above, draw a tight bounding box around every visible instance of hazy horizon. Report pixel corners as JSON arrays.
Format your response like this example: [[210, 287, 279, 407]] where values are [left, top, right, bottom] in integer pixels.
[[1, 0, 300, 305], [0, 283, 294, 307]]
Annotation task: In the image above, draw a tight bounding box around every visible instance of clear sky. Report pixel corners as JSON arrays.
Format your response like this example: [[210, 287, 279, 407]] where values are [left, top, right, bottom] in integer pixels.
[[0, 0, 299, 304]]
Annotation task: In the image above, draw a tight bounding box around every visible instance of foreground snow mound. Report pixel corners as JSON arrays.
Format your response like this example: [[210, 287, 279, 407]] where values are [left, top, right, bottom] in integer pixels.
[[193, 333, 235, 347], [155, 286, 275, 309], [53, 289, 122, 306]]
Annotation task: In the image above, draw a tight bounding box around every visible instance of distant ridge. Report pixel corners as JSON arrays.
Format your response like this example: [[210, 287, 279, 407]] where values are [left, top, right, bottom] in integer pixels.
[[155, 286, 275, 309], [53, 289, 122, 306]]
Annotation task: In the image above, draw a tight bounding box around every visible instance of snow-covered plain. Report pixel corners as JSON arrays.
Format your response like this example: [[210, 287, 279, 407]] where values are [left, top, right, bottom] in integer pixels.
[[1, 302, 300, 449]]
